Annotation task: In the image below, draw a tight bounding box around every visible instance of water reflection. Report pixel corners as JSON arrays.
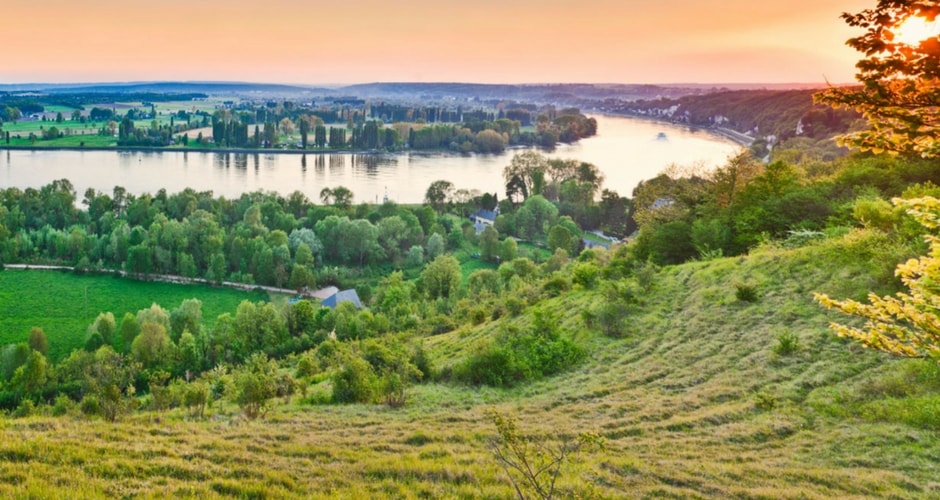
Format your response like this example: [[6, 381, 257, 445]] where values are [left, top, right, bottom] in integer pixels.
[[0, 115, 740, 203], [234, 154, 248, 170], [213, 152, 227, 170], [329, 154, 345, 170]]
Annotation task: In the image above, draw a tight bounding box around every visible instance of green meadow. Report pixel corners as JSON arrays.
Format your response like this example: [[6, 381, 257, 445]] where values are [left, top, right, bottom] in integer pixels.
[[0, 269, 266, 361]]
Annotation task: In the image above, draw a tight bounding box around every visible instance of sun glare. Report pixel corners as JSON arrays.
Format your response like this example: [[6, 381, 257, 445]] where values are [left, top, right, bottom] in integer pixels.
[[893, 16, 940, 46]]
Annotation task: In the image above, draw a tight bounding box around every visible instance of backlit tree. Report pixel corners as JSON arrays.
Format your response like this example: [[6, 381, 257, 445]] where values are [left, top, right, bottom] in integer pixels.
[[816, 1, 940, 158]]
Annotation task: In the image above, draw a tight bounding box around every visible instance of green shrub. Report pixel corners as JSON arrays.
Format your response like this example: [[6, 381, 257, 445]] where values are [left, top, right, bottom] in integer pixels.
[[12, 399, 36, 418], [505, 296, 525, 316], [773, 330, 801, 356], [455, 322, 584, 388], [80, 396, 101, 417], [332, 356, 377, 404], [754, 389, 778, 411], [734, 282, 760, 303], [52, 394, 75, 416]]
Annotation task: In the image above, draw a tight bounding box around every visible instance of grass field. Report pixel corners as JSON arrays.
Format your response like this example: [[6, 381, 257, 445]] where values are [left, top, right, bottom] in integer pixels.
[[0, 269, 267, 361], [1, 231, 938, 497]]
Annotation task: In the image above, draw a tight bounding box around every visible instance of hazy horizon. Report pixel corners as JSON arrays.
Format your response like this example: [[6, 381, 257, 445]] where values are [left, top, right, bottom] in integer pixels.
[[2, 0, 869, 85]]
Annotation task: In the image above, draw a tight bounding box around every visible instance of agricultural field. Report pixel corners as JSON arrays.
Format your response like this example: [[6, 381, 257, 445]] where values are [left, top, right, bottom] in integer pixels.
[[0, 269, 267, 361]]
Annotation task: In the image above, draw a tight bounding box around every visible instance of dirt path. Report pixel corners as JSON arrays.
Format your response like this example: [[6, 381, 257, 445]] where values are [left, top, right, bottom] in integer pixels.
[[2, 264, 306, 296]]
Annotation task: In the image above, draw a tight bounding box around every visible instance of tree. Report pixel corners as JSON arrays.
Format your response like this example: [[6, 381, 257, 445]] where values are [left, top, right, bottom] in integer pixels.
[[547, 225, 573, 254], [232, 353, 279, 419], [132, 321, 174, 369], [427, 232, 446, 260], [320, 186, 354, 209], [480, 225, 500, 262], [298, 115, 310, 148], [119, 312, 140, 352], [11, 349, 49, 398], [169, 298, 202, 343], [816, 1, 940, 158], [89, 312, 117, 346], [85, 347, 140, 422], [27, 327, 48, 356], [332, 354, 378, 404], [504, 151, 549, 203], [279, 117, 295, 139], [421, 255, 462, 300], [474, 129, 507, 153], [500, 237, 519, 263], [468, 269, 502, 297], [815, 196, 940, 361], [424, 180, 454, 214]]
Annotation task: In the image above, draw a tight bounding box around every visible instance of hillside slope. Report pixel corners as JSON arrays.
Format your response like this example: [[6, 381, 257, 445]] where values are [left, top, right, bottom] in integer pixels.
[[1, 230, 938, 498]]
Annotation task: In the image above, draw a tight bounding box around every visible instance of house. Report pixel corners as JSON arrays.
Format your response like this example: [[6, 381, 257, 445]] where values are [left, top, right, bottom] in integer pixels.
[[311, 286, 339, 300], [471, 207, 499, 233], [321, 289, 363, 309]]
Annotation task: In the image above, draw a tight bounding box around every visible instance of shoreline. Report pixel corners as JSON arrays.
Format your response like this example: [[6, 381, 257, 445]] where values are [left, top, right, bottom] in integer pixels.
[[593, 111, 753, 148], [0, 145, 393, 155]]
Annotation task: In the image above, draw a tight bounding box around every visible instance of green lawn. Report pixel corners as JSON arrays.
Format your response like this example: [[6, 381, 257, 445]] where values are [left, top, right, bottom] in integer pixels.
[[0, 269, 267, 361], [7, 134, 115, 148]]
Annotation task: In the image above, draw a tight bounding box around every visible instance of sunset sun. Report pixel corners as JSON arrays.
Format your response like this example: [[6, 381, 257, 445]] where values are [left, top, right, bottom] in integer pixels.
[[893, 15, 940, 46]]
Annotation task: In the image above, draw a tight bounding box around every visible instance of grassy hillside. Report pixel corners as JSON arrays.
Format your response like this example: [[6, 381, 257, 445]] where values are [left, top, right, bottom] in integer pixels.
[[1, 231, 938, 497], [0, 269, 267, 361]]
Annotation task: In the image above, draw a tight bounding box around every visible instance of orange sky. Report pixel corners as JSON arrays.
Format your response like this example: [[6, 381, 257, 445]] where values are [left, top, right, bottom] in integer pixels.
[[2, 0, 871, 84]]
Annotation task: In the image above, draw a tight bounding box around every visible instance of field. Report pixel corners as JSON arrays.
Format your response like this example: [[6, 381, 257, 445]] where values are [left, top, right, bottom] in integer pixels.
[[1, 230, 938, 497], [0, 269, 267, 361]]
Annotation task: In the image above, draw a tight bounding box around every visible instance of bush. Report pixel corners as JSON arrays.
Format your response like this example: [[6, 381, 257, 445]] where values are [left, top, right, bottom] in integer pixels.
[[734, 282, 760, 303], [81, 396, 101, 417], [773, 330, 801, 356], [12, 399, 36, 418], [332, 356, 377, 404], [52, 394, 75, 416], [456, 323, 584, 388], [505, 296, 525, 316]]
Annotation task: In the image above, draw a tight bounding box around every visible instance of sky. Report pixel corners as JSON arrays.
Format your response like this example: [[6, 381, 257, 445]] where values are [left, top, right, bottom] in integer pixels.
[[2, 0, 872, 85]]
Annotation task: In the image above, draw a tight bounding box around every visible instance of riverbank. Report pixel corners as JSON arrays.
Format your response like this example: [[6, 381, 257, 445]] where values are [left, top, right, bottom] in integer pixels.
[[0, 144, 394, 156], [600, 112, 753, 147]]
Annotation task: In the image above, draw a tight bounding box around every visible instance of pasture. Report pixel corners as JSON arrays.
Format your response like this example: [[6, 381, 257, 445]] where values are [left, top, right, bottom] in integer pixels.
[[0, 269, 266, 361]]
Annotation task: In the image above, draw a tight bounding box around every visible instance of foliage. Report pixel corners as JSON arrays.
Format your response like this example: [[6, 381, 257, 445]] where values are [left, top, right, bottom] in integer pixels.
[[816, 0, 940, 158], [456, 310, 584, 387], [420, 255, 462, 300], [231, 353, 279, 419], [331, 354, 378, 404], [773, 329, 802, 356], [487, 410, 603, 500], [816, 197, 940, 361], [83, 347, 140, 422], [734, 282, 760, 303]]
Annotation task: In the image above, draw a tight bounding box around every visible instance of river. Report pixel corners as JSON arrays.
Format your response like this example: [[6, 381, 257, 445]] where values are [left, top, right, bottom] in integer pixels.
[[1, 115, 740, 203]]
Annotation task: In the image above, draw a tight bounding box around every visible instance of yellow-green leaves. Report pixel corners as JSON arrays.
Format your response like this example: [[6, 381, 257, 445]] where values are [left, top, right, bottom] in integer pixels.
[[815, 197, 940, 361]]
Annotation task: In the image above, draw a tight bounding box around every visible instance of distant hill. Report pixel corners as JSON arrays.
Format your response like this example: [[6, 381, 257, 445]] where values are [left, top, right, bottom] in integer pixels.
[[1, 80, 828, 104], [0, 81, 329, 95], [604, 88, 862, 143]]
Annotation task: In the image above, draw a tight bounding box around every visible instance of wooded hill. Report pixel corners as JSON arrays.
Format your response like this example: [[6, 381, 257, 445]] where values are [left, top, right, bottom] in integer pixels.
[[608, 89, 863, 143]]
